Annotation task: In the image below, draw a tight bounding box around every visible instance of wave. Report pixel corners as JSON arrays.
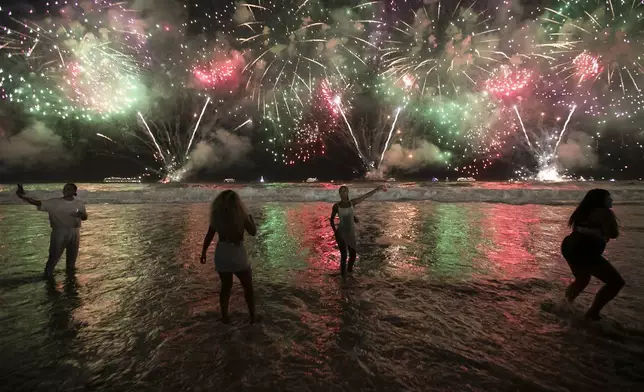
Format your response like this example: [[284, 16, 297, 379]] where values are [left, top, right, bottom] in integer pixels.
[[1, 181, 644, 205]]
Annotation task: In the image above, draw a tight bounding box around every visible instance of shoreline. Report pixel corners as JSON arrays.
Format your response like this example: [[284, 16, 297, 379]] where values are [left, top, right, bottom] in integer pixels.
[[2, 182, 644, 205]]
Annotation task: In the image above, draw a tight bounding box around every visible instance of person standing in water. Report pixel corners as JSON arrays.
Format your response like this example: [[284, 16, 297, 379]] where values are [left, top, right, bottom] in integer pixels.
[[200, 190, 258, 324], [329, 185, 385, 275], [16, 183, 88, 279], [561, 189, 624, 320]]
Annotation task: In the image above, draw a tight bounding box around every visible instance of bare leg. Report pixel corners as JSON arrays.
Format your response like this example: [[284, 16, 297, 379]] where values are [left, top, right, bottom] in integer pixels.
[[565, 273, 590, 303], [347, 246, 357, 273], [218, 272, 234, 323], [235, 269, 256, 323], [561, 236, 590, 304], [336, 235, 348, 275], [585, 257, 625, 320]]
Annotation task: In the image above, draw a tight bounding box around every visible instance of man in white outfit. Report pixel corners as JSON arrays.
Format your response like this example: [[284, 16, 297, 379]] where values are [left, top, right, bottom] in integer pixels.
[[16, 183, 88, 278]]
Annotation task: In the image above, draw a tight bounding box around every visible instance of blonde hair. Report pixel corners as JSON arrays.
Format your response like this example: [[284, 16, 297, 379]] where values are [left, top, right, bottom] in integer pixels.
[[211, 190, 248, 243]]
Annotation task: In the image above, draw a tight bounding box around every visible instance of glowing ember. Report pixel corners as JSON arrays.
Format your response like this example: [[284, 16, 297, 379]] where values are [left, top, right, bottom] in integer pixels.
[[484, 66, 533, 98], [318, 79, 340, 118], [536, 162, 567, 182], [572, 51, 601, 83], [401, 74, 415, 89], [193, 57, 240, 88]]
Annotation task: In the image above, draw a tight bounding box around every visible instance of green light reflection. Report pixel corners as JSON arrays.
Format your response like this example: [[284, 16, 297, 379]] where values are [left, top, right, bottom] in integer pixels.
[[258, 203, 306, 269], [422, 203, 486, 278]]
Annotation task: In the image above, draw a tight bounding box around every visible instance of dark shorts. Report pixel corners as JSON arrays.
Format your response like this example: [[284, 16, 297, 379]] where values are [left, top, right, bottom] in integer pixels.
[[561, 232, 624, 285]]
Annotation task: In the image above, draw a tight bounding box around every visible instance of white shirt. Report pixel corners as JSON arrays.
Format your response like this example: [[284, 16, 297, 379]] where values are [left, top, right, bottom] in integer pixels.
[[38, 198, 87, 230]]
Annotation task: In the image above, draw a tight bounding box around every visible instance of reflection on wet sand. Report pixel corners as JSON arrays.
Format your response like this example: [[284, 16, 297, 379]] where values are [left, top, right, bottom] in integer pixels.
[[483, 204, 538, 276], [1, 202, 643, 391], [427, 203, 486, 278]]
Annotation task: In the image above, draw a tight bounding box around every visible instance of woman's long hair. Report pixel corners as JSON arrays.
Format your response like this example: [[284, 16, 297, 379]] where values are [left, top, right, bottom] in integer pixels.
[[211, 190, 248, 243], [568, 188, 611, 228]]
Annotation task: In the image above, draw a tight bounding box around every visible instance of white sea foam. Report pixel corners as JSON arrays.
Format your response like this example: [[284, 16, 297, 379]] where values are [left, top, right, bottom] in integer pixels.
[[1, 181, 643, 205]]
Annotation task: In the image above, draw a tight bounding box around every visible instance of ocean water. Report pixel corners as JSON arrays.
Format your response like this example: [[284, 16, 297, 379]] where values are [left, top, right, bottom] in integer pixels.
[[1, 200, 643, 391]]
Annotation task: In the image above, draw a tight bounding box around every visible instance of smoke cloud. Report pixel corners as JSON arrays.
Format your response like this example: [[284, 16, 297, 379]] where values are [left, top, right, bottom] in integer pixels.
[[0, 121, 70, 171], [556, 131, 598, 169], [233, 3, 253, 24], [184, 129, 252, 173], [381, 141, 444, 172]]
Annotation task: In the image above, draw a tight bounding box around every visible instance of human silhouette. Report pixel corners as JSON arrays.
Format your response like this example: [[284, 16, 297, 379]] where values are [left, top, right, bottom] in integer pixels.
[[561, 189, 624, 320], [200, 190, 257, 324], [329, 185, 385, 275], [17, 184, 88, 279]]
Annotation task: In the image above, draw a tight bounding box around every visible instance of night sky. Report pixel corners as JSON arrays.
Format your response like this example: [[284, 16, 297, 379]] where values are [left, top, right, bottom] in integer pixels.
[[1, 0, 643, 183]]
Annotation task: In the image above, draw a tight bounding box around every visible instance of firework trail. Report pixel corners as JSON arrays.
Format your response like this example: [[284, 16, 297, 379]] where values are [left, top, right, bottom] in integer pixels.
[[185, 97, 211, 158], [512, 104, 579, 180], [334, 98, 411, 174], [554, 104, 577, 153], [513, 105, 534, 152], [379, 106, 402, 166], [96, 132, 116, 144], [233, 119, 253, 132], [336, 98, 368, 167], [114, 92, 246, 182], [137, 111, 167, 165]]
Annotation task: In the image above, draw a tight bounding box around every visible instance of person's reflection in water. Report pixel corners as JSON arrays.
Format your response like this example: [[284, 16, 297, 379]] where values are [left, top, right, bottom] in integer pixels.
[[44, 273, 82, 339]]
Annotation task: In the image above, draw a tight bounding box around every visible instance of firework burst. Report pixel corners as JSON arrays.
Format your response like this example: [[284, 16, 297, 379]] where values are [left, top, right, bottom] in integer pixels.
[[189, 45, 246, 91], [381, 0, 504, 99], [0, 1, 148, 119], [484, 65, 534, 98], [234, 1, 331, 130], [541, 0, 644, 118], [283, 79, 344, 164], [511, 102, 579, 180]]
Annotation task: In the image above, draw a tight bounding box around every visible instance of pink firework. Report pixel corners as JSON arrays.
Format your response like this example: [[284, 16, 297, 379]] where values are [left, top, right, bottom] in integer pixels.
[[319, 79, 340, 119], [68, 61, 82, 78], [193, 60, 236, 87], [401, 74, 415, 90], [192, 53, 243, 89], [285, 122, 326, 165], [572, 52, 601, 83], [484, 66, 533, 98]]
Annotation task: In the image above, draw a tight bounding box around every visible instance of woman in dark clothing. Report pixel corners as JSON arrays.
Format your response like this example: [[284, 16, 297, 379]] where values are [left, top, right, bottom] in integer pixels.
[[561, 189, 625, 320], [200, 190, 257, 324]]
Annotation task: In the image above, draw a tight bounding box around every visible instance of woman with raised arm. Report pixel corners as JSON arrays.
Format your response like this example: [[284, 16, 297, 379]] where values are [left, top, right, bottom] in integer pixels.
[[561, 189, 624, 320], [200, 190, 258, 324], [329, 185, 385, 275]]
